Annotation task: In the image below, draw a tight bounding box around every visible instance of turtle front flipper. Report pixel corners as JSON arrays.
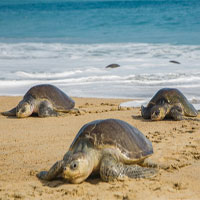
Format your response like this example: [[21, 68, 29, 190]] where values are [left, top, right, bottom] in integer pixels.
[[2, 107, 16, 116], [38, 101, 58, 117], [37, 160, 64, 181], [100, 155, 157, 182], [141, 105, 151, 119], [169, 105, 183, 121]]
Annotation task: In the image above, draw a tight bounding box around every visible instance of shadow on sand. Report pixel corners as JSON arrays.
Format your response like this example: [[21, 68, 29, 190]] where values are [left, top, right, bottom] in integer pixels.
[[131, 115, 200, 122], [37, 174, 102, 188]]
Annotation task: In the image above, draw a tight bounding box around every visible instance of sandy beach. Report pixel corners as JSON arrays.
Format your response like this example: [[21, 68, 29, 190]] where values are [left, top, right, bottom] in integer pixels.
[[0, 96, 200, 200]]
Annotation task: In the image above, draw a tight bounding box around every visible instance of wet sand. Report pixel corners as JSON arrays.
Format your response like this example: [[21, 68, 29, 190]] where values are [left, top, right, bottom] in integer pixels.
[[0, 96, 200, 200]]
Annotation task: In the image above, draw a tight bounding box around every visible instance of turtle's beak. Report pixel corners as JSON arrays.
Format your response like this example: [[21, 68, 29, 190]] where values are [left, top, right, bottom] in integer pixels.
[[62, 164, 84, 184], [151, 109, 165, 121]]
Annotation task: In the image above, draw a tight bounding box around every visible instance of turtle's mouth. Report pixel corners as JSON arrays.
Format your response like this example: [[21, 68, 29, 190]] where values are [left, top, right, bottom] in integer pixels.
[[17, 111, 30, 118], [62, 167, 82, 180], [62, 172, 84, 183], [151, 117, 161, 121], [151, 114, 162, 121], [62, 174, 81, 179], [151, 110, 162, 121], [17, 112, 27, 118]]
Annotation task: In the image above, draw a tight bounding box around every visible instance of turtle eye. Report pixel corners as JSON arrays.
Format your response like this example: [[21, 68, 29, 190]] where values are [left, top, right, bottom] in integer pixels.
[[21, 108, 26, 113], [70, 161, 79, 170], [155, 110, 160, 116]]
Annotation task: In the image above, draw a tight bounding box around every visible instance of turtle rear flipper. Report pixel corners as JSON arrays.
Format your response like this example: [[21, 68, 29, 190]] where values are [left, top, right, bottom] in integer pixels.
[[2, 107, 16, 116], [124, 165, 157, 179], [100, 155, 157, 182]]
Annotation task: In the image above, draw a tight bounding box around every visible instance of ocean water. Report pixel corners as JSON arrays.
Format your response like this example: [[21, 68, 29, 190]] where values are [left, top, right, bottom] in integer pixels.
[[0, 0, 200, 106]]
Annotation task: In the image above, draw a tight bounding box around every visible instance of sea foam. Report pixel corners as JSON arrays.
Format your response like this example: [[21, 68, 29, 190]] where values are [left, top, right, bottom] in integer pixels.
[[0, 42, 200, 101]]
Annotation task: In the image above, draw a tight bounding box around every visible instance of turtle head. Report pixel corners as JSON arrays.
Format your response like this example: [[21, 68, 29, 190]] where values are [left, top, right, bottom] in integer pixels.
[[16, 101, 34, 118], [62, 152, 93, 184], [151, 105, 167, 121]]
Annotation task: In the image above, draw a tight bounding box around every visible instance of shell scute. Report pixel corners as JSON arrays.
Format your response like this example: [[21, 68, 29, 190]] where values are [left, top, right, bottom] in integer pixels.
[[70, 119, 153, 160]]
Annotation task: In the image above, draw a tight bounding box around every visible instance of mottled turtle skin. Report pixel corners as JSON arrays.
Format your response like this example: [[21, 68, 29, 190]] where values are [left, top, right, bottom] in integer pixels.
[[2, 84, 76, 118], [37, 119, 156, 183], [141, 88, 198, 121]]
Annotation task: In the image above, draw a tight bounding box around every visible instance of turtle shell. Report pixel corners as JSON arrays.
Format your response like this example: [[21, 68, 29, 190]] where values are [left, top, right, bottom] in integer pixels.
[[148, 88, 197, 116], [69, 119, 153, 161], [24, 84, 75, 111]]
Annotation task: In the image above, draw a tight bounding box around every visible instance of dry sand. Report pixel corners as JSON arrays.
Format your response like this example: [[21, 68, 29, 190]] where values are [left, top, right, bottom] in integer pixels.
[[0, 96, 200, 200]]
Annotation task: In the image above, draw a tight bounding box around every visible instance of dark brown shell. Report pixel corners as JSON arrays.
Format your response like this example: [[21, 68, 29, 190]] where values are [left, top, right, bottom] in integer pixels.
[[24, 84, 75, 111], [148, 88, 197, 116], [69, 119, 153, 160]]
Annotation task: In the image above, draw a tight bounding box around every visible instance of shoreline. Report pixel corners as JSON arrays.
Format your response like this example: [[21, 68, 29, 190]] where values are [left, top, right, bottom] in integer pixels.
[[0, 96, 200, 200]]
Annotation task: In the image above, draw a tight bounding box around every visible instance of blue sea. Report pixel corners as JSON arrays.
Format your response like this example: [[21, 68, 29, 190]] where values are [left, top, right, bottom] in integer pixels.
[[0, 0, 200, 107]]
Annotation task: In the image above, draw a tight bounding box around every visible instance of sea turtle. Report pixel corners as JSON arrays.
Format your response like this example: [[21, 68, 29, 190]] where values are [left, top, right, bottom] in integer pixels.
[[141, 88, 198, 121], [37, 118, 157, 183], [2, 84, 76, 118], [105, 63, 120, 68]]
